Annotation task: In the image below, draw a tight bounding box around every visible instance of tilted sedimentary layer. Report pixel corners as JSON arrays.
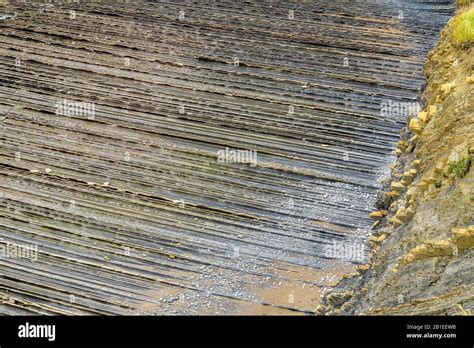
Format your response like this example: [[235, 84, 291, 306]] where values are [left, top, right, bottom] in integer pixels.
[[0, 0, 452, 314]]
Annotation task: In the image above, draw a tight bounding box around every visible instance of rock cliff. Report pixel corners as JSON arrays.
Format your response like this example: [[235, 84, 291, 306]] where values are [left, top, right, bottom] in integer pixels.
[[320, 4, 474, 315]]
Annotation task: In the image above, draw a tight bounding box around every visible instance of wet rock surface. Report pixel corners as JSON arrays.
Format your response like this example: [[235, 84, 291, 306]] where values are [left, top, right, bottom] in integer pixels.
[[0, 0, 453, 314]]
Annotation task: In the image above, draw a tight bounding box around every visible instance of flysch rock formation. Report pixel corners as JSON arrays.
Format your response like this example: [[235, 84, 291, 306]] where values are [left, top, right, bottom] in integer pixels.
[[0, 0, 454, 315]]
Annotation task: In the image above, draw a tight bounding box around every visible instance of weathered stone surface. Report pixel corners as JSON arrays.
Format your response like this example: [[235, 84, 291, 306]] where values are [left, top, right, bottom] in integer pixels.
[[419, 111, 429, 125], [452, 226, 474, 252], [369, 210, 387, 220], [440, 81, 456, 94], [409, 118, 423, 135], [369, 234, 387, 244], [390, 182, 405, 193], [399, 240, 453, 265], [412, 159, 422, 169]]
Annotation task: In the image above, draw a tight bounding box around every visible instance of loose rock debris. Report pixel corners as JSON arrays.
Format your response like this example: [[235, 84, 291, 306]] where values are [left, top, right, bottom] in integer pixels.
[[0, 0, 452, 314]]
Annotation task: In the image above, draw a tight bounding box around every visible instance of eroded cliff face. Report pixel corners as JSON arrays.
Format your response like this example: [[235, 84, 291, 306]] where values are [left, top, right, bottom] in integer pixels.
[[319, 5, 474, 316]]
